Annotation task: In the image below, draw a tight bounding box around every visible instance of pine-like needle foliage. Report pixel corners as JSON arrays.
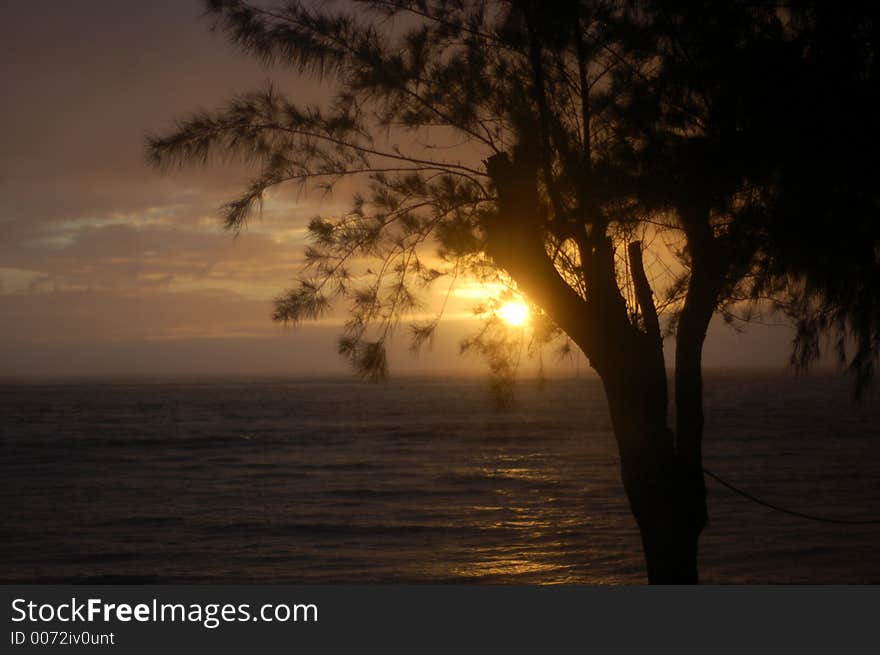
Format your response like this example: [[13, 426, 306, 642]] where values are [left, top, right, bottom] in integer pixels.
[[147, 0, 880, 393]]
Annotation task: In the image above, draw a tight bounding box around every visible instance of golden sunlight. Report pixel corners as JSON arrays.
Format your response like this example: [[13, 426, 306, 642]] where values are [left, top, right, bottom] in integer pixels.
[[497, 301, 530, 327]]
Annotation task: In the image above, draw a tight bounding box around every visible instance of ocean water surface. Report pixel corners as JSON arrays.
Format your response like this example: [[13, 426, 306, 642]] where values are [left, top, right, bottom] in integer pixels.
[[1, 372, 878, 584]]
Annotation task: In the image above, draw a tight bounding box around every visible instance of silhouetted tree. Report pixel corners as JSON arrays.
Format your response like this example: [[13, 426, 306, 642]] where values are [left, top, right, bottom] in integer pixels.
[[148, 0, 880, 583]]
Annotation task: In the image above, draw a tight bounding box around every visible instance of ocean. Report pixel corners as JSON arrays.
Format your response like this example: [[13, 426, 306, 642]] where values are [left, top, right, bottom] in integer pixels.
[[1, 372, 878, 584]]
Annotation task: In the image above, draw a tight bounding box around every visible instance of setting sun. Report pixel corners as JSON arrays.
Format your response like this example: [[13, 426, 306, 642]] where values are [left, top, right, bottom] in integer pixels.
[[497, 301, 530, 327]]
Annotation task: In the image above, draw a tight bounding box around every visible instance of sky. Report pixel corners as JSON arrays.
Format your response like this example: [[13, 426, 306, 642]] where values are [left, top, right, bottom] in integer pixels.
[[0, 0, 798, 378]]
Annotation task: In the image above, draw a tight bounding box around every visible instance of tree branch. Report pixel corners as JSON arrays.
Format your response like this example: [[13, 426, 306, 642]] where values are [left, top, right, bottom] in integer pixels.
[[628, 240, 662, 343]]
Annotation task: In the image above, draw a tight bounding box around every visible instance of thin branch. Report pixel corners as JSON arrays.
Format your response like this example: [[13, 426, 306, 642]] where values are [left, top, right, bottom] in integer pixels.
[[628, 240, 662, 342]]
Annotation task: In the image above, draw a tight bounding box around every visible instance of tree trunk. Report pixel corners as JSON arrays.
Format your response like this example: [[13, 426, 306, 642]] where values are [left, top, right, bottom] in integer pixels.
[[628, 451, 703, 584], [484, 152, 713, 584], [601, 370, 703, 584], [595, 242, 707, 584]]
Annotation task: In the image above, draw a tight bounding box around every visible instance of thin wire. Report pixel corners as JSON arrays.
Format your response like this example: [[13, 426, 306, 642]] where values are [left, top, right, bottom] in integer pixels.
[[703, 467, 880, 525]]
